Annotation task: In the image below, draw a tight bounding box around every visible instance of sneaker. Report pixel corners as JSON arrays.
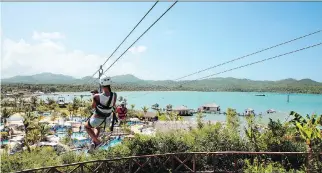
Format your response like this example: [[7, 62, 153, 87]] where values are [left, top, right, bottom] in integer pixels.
[[89, 142, 95, 150], [93, 142, 103, 149]]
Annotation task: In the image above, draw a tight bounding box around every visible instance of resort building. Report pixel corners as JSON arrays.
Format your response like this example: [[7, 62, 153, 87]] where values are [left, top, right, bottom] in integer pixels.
[[245, 108, 255, 116], [172, 105, 192, 116], [199, 103, 220, 113]]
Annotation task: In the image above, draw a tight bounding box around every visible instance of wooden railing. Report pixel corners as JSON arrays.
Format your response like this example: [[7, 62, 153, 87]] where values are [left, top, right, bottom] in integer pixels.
[[14, 152, 322, 173]]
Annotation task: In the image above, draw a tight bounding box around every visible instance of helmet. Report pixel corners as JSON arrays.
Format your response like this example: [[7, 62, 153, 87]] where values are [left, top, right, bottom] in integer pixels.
[[121, 101, 126, 105], [100, 77, 112, 86]]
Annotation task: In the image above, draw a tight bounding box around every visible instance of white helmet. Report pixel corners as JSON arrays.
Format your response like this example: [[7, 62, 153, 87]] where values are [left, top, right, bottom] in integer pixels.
[[100, 77, 112, 86]]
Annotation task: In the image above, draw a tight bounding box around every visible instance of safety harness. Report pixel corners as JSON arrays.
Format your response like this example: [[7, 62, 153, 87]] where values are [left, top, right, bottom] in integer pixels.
[[88, 92, 117, 131]]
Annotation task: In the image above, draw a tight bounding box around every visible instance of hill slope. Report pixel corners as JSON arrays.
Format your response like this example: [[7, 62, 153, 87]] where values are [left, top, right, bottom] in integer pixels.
[[1, 73, 322, 94]]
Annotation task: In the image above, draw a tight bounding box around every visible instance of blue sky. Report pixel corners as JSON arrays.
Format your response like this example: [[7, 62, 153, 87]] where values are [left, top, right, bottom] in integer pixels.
[[1, 2, 322, 81]]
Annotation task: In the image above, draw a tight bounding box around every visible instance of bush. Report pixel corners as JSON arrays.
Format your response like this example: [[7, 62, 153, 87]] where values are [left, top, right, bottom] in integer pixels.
[[243, 158, 305, 173], [1, 132, 9, 140], [1, 147, 60, 172]]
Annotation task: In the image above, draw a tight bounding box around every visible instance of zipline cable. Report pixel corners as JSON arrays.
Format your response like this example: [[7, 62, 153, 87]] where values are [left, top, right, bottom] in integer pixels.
[[129, 42, 322, 99], [89, 1, 160, 81], [73, 1, 159, 86], [102, 1, 178, 76], [174, 30, 322, 81], [125, 30, 322, 98]]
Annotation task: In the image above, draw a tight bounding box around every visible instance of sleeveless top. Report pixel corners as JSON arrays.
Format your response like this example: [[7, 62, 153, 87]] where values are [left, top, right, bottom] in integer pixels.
[[94, 92, 117, 118]]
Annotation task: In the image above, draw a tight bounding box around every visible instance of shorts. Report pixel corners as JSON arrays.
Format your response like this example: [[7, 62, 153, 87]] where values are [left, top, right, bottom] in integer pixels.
[[88, 115, 112, 128]]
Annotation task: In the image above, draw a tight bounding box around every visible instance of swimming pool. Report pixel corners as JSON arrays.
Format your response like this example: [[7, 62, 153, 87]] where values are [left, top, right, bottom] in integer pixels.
[[1, 140, 9, 145], [127, 121, 143, 126], [55, 132, 87, 139], [101, 137, 123, 150]]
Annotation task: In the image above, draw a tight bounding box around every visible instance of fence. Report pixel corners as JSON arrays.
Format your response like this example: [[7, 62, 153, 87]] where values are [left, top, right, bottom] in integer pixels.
[[14, 152, 322, 173]]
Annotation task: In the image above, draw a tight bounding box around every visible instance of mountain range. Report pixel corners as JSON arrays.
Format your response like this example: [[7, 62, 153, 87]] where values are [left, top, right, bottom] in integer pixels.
[[1, 72, 321, 86]]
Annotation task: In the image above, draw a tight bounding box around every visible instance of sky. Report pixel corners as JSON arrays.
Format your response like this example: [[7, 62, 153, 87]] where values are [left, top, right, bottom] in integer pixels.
[[1, 2, 322, 81]]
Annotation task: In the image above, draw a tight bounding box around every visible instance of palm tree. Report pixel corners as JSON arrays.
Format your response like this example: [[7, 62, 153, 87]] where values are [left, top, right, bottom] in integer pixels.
[[131, 104, 135, 110], [13, 94, 19, 112], [18, 97, 25, 112], [22, 111, 38, 152], [1, 108, 13, 127], [166, 104, 173, 111], [67, 103, 73, 119], [141, 106, 149, 115], [39, 99, 45, 106], [72, 97, 80, 115], [289, 111, 322, 171], [30, 96, 38, 111], [39, 124, 50, 141]]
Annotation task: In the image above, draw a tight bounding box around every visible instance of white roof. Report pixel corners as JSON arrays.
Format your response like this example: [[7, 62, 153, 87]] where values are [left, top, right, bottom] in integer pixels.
[[202, 103, 219, 108], [173, 105, 190, 111]]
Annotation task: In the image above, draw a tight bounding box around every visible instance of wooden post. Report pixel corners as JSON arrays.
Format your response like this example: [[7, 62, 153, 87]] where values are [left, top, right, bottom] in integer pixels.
[[172, 155, 176, 173], [192, 154, 196, 173]]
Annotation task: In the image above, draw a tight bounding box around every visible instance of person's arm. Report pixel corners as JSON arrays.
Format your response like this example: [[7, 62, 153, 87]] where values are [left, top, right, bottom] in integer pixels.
[[92, 94, 98, 109], [113, 93, 117, 110]]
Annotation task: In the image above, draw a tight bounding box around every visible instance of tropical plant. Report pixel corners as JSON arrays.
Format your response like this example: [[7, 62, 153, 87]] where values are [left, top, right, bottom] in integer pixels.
[[288, 111, 322, 171], [196, 112, 204, 129], [1, 108, 13, 126], [39, 124, 50, 141], [244, 114, 264, 152], [166, 104, 172, 111], [72, 97, 81, 114], [67, 103, 73, 119], [130, 104, 135, 110], [141, 106, 149, 114]]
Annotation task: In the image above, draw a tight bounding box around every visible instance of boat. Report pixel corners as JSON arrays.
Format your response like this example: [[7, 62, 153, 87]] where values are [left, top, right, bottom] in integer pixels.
[[266, 109, 276, 114], [57, 97, 66, 108], [255, 94, 265, 96]]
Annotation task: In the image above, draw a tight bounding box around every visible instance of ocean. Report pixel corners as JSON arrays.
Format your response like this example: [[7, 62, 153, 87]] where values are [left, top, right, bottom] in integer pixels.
[[38, 91, 322, 124]]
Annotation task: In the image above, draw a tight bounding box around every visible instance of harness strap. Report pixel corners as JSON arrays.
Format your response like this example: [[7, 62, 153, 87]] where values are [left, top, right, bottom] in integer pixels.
[[95, 92, 114, 117]]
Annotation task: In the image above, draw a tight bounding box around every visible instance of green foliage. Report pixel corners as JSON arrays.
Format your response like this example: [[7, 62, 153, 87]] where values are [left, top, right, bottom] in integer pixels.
[[1, 147, 60, 172], [60, 151, 87, 164], [196, 112, 204, 129], [243, 158, 305, 173], [2, 76, 322, 94], [226, 108, 239, 131], [289, 111, 321, 145], [2, 110, 320, 172], [1, 132, 9, 140], [1, 108, 13, 125]]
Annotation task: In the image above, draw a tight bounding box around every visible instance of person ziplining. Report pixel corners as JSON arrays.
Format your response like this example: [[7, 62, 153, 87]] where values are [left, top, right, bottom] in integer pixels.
[[84, 76, 117, 150]]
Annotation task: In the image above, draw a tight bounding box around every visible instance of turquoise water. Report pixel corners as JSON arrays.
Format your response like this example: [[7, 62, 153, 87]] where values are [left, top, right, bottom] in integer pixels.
[[39, 91, 322, 123], [101, 138, 122, 150], [55, 132, 86, 138], [1, 140, 9, 145]]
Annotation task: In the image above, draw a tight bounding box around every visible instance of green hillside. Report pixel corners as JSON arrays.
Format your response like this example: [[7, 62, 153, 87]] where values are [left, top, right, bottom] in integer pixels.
[[1, 73, 322, 94]]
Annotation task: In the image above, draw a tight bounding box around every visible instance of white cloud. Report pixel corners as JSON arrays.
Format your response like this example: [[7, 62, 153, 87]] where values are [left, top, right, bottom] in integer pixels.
[[128, 45, 147, 54], [32, 31, 65, 41], [1, 32, 142, 79]]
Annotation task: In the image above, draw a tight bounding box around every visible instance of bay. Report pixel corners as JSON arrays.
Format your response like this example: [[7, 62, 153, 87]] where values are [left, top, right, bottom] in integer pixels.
[[39, 91, 322, 124]]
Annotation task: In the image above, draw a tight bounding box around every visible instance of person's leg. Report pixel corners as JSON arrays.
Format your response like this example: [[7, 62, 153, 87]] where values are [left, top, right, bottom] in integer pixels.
[[85, 118, 103, 144], [85, 122, 100, 144], [94, 127, 101, 138]]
